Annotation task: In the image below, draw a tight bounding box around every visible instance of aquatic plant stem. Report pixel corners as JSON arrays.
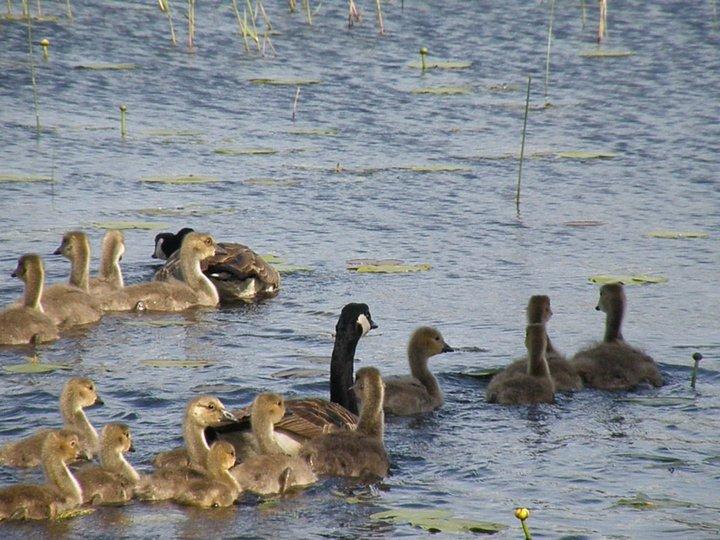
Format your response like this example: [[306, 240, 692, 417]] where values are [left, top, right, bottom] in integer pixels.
[[26, 11, 41, 135], [159, 0, 177, 46], [35, 0, 41, 17], [516, 76, 531, 214], [348, 0, 360, 27], [291, 86, 300, 122], [187, 0, 195, 50], [515, 508, 531, 540], [419, 47, 428, 71], [302, 0, 312, 25], [597, 0, 607, 43], [712, 0, 719, 30], [119, 104, 127, 138], [690, 352, 702, 388], [65, 0, 72, 20], [544, 0, 555, 100], [6, 0, 12, 16], [375, 0, 384, 34], [580, 0, 586, 28]]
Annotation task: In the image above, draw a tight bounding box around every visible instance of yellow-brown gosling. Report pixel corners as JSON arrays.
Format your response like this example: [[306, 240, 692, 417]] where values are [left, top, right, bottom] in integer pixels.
[[230, 394, 317, 495], [0, 378, 103, 467], [300, 367, 389, 478], [486, 323, 556, 405], [173, 441, 241, 508], [571, 283, 663, 390], [74, 423, 139, 505], [0, 430, 83, 521], [89, 230, 125, 296], [0, 254, 58, 346]]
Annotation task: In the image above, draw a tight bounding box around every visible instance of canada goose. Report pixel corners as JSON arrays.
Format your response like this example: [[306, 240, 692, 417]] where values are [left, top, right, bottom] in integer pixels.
[[0, 254, 59, 346], [41, 231, 103, 328], [89, 230, 125, 295], [74, 423, 139, 505], [230, 394, 317, 495], [571, 283, 663, 390], [371, 327, 453, 416], [104, 232, 220, 312], [498, 296, 582, 392], [0, 377, 103, 467], [209, 303, 377, 459], [300, 367, 389, 478], [153, 228, 280, 302], [173, 441, 241, 508], [0, 429, 83, 521], [486, 324, 556, 405], [152, 396, 237, 471]]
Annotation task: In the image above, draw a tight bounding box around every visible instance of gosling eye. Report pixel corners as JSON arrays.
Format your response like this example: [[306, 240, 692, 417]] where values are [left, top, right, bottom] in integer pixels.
[[207, 403, 216, 410], [434, 336, 440, 341], [204, 238, 212, 246]]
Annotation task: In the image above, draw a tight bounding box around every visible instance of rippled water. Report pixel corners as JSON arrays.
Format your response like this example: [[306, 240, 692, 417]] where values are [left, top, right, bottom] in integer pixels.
[[1, 0, 719, 537]]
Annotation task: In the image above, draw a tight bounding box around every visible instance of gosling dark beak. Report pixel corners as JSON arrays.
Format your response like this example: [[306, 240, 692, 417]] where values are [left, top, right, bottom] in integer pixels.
[[93, 397, 105, 407], [128, 443, 136, 453], [53, 246, 63, 255], [442, 343, 454, 353], [595, 304, 601, 311], [10, 270, 18, 278], [151, 252, 158, 259], [221, 409, 237, 422]]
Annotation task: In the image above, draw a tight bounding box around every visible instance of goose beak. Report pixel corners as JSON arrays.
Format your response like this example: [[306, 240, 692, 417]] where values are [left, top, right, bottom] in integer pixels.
[[441, 343, 454, 353], [221, 409, 237, 422], [10, 269, 18, 278], [93, 397, 105, 407], [128, 443, 136, 453], [595, 304, 601, 311], [52, 245, 63, 256], [370, 319, 378, 330]]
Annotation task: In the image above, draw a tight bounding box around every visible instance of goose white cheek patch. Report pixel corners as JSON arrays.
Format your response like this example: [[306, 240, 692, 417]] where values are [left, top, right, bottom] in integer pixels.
[[153, 239, 167, 260], [357, 314, 372, 336]]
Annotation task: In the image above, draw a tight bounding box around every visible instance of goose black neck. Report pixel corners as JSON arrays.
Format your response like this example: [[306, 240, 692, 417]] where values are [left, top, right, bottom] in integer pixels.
[[329, 330, 360, 415]]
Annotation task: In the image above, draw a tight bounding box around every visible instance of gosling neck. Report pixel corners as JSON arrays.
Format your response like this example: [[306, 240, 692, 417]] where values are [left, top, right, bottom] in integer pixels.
[[208, 461, 241, 491], [99, 250, 123, 289], [604, 301, 625, 342], [100, 447, 139, 483], [252, 412, 286, 456], [24, 265, 44, 312], [69, 244, 91, 292], [527, 349, 552, 380], [544, 332, 558, 355], [357, 386, 385, 441], [329, 329, 361, 414], [408, 342, 442, 402], [43, 450, 82, 506], [180, 254, 219, 305], [185, 419, 210, 470], [61, 399, 99, 456]]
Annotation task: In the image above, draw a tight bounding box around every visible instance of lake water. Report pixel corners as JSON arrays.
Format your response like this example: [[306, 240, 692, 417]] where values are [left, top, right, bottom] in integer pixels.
[[1, 0, 719, 537]]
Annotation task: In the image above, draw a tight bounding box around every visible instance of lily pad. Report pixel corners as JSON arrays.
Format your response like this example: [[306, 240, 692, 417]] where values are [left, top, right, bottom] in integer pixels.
[[141, 175, 218, 185], [274, 264, 312, 274], [615, 493, 695, 510], [4, 362, 71, 374], [347, 259, 404, 269], [136, 206, 235, 218], [410, 86, 472, 95], [580, 49, 635, 58], [647, 231, 709, 239], [588, 274, 667, 285], [259, 254, 284, 264], [92, 221, 169, 231], [249, 78, 321, 86], [556, 151, 616, 160], [352, 263, 432, 274], [0, 173, 52, 183], [214, 147, 278, 156], [144, 129, 203, 138], [286, 128, 338, 136], [141, 359, 215, 368], [245, 178, 299, 187], [74, 63, 137, 70], [271, 368, 326, 379], [564, 220, 605, 227], [371, 509, 507, 534], [408, 60, 472, 70]]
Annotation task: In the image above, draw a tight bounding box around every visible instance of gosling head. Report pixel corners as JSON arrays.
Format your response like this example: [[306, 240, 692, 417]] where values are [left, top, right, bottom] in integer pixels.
[[186, 396, 236, 427], [525, 323, 547, 359], [409, 326, 454, 357], [207, 441, 236, 471], [53, 231, 90, 261], [252, 393, 286, 425], [102, 230, 126, 262], [527, 295, 552, 324], [352, 366, 384, 403], [596, 283, 626, 313], [101, 423, 135, 453], [63, 377, 103, 409], [336, 303, 378, 339], [180, 232, 216, 261], [43, 429, 82, 462], [11, 253, 43, 282]]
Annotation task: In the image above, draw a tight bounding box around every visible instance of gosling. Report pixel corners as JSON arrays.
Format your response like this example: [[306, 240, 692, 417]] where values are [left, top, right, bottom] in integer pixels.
[[173, 441, 241, 508]]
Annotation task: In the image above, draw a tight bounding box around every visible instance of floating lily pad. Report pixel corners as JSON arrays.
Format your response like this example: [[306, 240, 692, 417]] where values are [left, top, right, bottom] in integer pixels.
[[249, 78, 321, 86], [580, 49, 635, 58], [615, 493, 694, 510], [274, 264, 312, 274], [351, 263, 432, 274], [141, 175, 218, 185], [286, 128, 338, 136], [91, 221, 169, 231], [214, 147, 278, 156], [347, 259, 404, 269], [564, 220, 605, 227], [4, 362, 71, 374], [410, 86, 472, 95], [271, 368, 326, 379], [245, 178, 299, 187], [588, 274, 667, 285], [371, 509, 507, 534], [74, 63, 137, 70], [647, 231, 709, 239], [259, 254, 284, 264], [0, 173, 52, 183], [618, 397, 695, 407], [463, 368, 503, 379], [405, 164, 472, 173], [144, 129, 203, 138], [141, 359, 215, 368], [556, 151, 616, 160], [408, 60, 472, 70]]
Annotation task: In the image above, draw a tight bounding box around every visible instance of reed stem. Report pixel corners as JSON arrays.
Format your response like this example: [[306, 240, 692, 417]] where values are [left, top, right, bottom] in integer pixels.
[[160, 0, 177, 46], [420, 47, 428, 71], [65, 0, 72, 20], [291, 86, 300, 122], [26, 12, 41, 135], [119, 104, 127, 138], [375, 0, 384, 34], [516, 76, 531, 214], [302, 0, 311, 25], [690, 352, 702, 389], [187, 0, 195, 50], [35, 0, 41, 17], [580, 0, 586, 28], [6, 0, 12, 16], [544, 0, 555, 100]]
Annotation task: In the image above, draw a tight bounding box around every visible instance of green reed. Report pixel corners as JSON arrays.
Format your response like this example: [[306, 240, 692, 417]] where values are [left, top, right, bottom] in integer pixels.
[[544, 0, 555, 100], [516, 76, 531, 214], [690, 352, 702, 389]]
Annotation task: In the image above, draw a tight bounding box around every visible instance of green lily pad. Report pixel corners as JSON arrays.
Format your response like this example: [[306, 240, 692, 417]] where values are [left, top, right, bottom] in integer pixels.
[[271, 368, 326, 379], [556, 151, 616, 160], [244, 178, 299, 187], [647, 230, 709, 239], [588, 274, 667, 285], [4, 362, 71, 374], [214, 147, 278, 156], [91, 221, 169, 231], [141, 359, 215, 368], [0, 173, 52, 183], [615, 493, 695, 510], [141, 175, 218, 185], [463, 368, 504, 379], [410, 86, 472, 95], [74, 63, 137, 70], [249, 78, 321, 86], [259, 254, 284, 264], [371, 509, 507, 534], [347, 259, 404, 269], [352, 263, 432, 274], [580, 49, 635, 58], [274, 264, 312, 274], [564, 220, 605, 227], [286, 128, 338, 136], [408, 60, 472, 70]]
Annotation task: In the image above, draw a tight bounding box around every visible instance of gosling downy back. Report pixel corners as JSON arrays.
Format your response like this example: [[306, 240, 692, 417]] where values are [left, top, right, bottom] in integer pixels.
[[174, 441, 241, 508]]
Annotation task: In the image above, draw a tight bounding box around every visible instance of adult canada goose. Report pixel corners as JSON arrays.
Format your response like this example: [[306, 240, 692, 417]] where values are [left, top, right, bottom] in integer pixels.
[[0, 430, 83, 521], [486, 324, 556, 405], [571, 283, 663, 390], [74, 423, 139, 505], [0, 254, 59, 346], [497, 296, 582, 392], [153, 227, 281, 302], [370, 327, 453, 416], [173, 441, 241, 508], [300, 367, 389, 478], [0, 378, 103, 467], [209, 303, 377, 460], [104, 232, 220, 312], [89, 230, 125, 295], [40, 231, 103, 328], [230, 394, 317, 495]]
